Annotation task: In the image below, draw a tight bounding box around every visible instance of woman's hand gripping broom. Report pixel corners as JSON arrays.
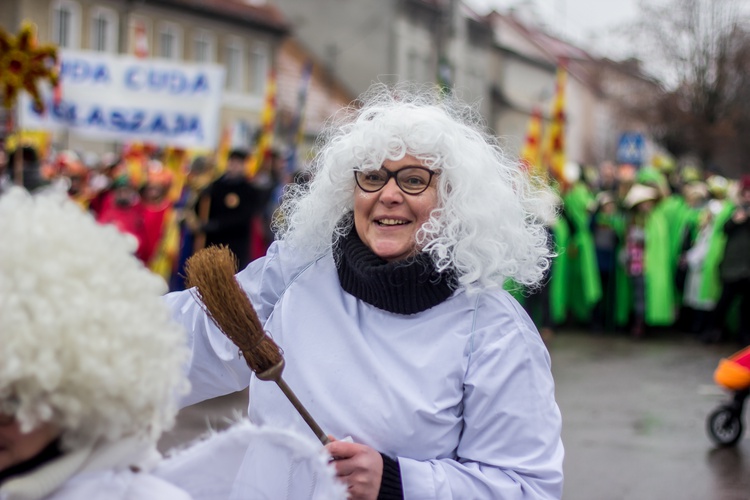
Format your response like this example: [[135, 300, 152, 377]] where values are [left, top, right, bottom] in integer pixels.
[[185, 246, 331, 445]]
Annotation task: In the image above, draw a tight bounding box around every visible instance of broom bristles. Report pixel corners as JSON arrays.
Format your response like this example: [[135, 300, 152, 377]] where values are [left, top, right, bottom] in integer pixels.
[[185, 246, 283, 373]]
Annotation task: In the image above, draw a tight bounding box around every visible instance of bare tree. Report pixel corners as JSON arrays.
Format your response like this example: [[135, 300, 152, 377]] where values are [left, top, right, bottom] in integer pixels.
[[626, 0, 750, 175]]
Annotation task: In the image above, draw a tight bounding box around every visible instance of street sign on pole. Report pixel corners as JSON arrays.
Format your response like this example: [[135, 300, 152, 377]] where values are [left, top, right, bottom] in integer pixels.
[[616, 132, 645, 166]]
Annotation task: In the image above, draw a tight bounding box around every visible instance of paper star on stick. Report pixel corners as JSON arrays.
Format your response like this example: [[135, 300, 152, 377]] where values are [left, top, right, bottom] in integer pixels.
[[0, 22, 59, 113]]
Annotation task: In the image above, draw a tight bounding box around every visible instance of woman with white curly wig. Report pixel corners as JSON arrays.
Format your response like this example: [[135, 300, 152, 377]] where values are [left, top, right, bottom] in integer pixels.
[[0, 187, 191, 499], [167, 83, 564, 499]]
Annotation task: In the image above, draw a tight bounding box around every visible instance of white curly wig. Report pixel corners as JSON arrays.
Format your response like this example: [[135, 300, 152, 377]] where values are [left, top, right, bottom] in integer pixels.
[[0, 187, 189, 447], [277, 83, 556, 291]]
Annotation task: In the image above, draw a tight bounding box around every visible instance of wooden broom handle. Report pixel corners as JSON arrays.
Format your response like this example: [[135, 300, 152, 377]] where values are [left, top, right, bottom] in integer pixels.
[[257, 359, 331, 446]]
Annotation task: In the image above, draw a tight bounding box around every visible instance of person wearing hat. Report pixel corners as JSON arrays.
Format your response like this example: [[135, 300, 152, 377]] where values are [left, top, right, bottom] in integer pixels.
[[682, 187, 721, 334], [141, 161, 180, 282], [193, 149, 262, 269], [702, 175, 750, 345], [87, 153, 122, 218], [96, 173, 148, 263], [561, 166, 602, 326], [622, 183, 674, 337], [53, 150, 93, 209], [589, 190, 626, 333], [170, 156, 215, 291], [0, 187, 191, 499], [668, 181, 708, 330]]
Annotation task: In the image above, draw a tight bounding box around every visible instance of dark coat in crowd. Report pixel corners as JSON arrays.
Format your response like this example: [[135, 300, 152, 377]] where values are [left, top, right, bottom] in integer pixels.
[[199, 174, 261, 269]]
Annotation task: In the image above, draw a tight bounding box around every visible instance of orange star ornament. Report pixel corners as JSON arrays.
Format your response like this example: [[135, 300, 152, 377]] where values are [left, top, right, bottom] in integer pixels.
[[0, 22, 59, 113]]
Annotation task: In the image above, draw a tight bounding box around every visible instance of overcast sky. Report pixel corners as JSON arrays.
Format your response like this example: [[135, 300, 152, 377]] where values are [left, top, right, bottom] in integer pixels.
[[463, 0, 641, 58]]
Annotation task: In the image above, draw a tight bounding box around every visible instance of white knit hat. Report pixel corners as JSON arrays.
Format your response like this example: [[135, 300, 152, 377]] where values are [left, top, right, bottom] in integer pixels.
[[0, 187, 189, 446]]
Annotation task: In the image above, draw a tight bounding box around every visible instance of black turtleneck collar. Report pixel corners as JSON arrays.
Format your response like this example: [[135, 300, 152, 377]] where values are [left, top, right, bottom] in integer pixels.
[[334, 226, 457, 315]]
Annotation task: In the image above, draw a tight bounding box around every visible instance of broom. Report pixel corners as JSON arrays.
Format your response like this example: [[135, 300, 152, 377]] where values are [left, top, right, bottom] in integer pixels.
[[185, 245, 331, 445]]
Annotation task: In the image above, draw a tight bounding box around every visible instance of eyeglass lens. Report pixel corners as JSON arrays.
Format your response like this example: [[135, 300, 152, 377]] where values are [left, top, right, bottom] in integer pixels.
[[355, 167, 433, 194]]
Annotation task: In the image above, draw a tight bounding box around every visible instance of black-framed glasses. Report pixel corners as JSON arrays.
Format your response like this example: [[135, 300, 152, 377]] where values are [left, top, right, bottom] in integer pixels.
[[354, 167, 436, 195]]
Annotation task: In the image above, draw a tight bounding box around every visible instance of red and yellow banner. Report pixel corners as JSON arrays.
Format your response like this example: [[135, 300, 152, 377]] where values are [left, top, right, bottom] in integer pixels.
[[542, 62, 567, 188], [246, 69, 277, 177], [520, 106, 543, 174]]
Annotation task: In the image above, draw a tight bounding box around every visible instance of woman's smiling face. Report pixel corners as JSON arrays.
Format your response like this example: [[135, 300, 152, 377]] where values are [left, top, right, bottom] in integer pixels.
[[353, 154, 439, 262]]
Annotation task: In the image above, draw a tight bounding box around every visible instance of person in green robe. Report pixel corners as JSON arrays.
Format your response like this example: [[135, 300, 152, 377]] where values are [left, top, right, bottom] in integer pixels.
[[562, 178, 602, 325], [696, 176, 734, 337], [622, 184, 675, 337], [682, 188, 721, 334], [518, 189, 567, 345], [589, 191, 626, 333], [702, 175, 750, 345]]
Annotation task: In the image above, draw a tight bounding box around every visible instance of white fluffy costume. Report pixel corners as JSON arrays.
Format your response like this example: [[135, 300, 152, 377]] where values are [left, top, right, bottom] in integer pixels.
[[154, 420, 347, 500], [0, 187, 191, 500]]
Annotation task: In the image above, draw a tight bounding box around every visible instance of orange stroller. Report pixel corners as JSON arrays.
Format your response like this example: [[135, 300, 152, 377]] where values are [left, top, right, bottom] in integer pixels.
[[707, 346, 750, 446]]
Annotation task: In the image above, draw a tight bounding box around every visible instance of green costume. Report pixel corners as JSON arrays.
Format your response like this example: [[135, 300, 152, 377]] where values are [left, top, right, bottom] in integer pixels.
[[549, 216, 571, 325], [699, 200, 735, 304], [643, 207, 676, 326], [591, 208, 629, 328], [562, 182, 602, 322]]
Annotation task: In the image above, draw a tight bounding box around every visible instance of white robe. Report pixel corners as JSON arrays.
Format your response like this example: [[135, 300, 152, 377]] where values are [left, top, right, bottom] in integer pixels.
[[166, 240, 564, 499]]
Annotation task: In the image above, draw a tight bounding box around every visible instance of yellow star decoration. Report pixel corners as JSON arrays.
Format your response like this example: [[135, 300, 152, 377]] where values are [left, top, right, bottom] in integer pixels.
[[0, 22, 59, 113]]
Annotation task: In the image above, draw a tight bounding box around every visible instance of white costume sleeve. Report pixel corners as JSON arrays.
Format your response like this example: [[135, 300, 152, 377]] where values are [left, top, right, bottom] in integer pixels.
[[164, 242, 293, 408], [398, 312, 564, 499]]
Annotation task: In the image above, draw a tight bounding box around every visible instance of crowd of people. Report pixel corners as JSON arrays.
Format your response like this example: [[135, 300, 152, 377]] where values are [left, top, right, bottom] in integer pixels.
[[1, 127, 748, 351], [0, 140, 289, 292], [522, 160, 750, 347]]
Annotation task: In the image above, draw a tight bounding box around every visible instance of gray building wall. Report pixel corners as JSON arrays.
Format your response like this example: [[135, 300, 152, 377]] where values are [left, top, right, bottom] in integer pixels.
[[271, 0, 398, 96]]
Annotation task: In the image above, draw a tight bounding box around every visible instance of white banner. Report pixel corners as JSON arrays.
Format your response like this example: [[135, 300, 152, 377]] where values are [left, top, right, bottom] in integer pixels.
[[21, 50, 225, 149]]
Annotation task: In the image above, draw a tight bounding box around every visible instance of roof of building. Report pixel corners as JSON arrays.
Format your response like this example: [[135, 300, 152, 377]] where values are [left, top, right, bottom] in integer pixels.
[[149, 0, 290, 33], [486, 11, 596, 85]]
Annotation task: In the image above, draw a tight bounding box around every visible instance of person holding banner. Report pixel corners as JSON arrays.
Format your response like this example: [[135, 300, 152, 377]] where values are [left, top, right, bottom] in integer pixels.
[[166, 83, 563, 499]]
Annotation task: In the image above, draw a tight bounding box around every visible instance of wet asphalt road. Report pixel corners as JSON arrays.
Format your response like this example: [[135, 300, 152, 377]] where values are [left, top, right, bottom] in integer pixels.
[[551, 330, 750, 500], [158, 330, 750, 500]]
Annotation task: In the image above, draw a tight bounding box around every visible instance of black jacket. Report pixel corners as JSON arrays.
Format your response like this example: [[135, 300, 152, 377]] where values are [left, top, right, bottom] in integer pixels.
[[199, 174, 261, 268], [719, 210, 750, 282]]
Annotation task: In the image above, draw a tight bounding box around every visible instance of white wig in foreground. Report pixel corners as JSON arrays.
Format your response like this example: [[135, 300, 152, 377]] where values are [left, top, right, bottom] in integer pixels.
[[0, 187, 189, 447], [277, 83, 556, 291]]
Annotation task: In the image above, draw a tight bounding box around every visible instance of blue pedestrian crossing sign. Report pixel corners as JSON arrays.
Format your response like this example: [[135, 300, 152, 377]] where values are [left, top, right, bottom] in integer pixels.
[[616, 132, 645, 166]]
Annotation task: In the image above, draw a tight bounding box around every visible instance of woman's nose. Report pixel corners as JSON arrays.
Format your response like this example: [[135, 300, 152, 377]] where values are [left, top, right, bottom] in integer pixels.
[[379, 177, 404, 203]]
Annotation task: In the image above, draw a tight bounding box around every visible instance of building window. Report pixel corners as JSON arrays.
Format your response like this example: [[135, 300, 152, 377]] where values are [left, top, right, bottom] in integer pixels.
[[225, 39, 244, 91], [90, 6, 118, 53], [248, 44, 268, 94], [193, 30, 215, 63], [51, 0, 81, 49], [158, 22, 182, 60]]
